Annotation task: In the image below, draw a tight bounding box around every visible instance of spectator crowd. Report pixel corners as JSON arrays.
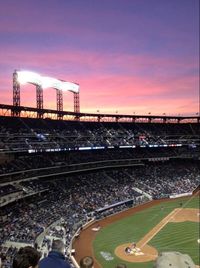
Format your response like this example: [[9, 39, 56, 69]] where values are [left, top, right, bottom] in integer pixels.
[[0, 116, 199, 267], [0, 116, 199, 153], [0, 160, 199, 268]]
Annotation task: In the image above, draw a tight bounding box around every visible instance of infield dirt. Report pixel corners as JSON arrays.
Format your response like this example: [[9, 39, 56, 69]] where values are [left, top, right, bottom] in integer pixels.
[[72, 198, 199, 268], [114, 208, 199, 263]]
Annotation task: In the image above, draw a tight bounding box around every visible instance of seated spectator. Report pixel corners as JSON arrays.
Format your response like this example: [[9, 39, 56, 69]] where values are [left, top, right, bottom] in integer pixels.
[[12, 246, 41, 268], [154, 251, 195, 268], [39, 240, 71, 268], [80, 256, 94, 268]]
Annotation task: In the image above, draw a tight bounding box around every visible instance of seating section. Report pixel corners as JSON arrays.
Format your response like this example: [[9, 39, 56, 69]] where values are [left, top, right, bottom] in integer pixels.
[[0, 116, 199, 152], [1, 162, 199, 245], [0, 116, 199, 268]]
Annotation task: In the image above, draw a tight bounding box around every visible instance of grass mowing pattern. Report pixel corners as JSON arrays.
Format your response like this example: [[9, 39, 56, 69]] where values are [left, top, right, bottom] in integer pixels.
[[93, 195, 199, 268], [150, 221, 199, 265]]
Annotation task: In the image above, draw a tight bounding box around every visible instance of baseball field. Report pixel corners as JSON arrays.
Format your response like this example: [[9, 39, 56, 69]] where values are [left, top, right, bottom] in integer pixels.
[[73, 194, 200, 268]]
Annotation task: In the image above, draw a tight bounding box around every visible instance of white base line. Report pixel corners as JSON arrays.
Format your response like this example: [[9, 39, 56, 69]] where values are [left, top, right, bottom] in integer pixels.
[[139, 192, 199, 249], [139, 208, 181, 249]]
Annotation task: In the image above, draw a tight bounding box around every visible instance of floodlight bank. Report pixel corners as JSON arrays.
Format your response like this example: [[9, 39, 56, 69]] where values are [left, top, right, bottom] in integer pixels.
[[16, 71, 79, 93]]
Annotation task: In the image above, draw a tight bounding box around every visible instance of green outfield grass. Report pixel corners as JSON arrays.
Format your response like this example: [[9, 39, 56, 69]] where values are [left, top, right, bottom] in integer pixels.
[[93, 195, 199, 268]]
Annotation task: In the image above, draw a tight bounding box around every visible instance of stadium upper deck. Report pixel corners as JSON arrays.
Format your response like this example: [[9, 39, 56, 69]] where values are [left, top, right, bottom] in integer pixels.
[[0, 115, 199, 154]]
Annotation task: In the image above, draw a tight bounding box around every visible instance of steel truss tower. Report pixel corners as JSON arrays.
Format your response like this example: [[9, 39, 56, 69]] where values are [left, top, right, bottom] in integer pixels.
[[56, 89, 63, 119], [12, 70, 21, 116], [74, 92, 80, 113], [36, 85, 43, 118]]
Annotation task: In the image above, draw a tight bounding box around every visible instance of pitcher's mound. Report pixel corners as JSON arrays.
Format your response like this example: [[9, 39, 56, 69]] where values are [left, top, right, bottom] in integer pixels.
[[115, 243, 158, 263]]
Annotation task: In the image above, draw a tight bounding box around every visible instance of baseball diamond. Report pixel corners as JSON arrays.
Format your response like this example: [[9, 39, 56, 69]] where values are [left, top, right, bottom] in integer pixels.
[[73, 194, 200, 268]]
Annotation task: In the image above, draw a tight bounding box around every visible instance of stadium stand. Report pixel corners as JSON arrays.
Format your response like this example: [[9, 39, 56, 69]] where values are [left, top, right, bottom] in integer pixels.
[[0, 116, 199, 153], [0, 116, 199, 268]]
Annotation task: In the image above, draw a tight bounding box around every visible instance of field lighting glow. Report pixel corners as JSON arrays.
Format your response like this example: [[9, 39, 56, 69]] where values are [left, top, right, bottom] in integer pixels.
[[42, 77, 79, 93], [16, 71, 79, 93], [17, 71, 42, 86], [62, 81, 79, 93], [42, 77, 62, 89]]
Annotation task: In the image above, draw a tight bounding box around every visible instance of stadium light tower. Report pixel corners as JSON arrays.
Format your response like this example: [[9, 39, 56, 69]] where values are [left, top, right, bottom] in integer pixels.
[[56, 89, 63, 119], [12, 70, 21, 116], [15, 70, 44, 118], [59, 80, 80, 113], [74, 92, 80, 113], [12, 70, 80, 118], [42, 77, 80, 118], [36, 84, 43, 117], [42, 76, 64, 119]]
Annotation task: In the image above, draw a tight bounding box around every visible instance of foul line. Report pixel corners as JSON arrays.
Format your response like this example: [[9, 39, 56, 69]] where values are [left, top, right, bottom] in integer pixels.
[[138, 192, 199, 249], [138, 208, 181, 249]]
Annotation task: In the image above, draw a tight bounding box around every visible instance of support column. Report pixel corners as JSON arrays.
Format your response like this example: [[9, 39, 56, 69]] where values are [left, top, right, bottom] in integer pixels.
[[36, 85, 43, 118], [57, 89, 63, 119], [74, 92, 80, 113], [12, 70, 21, 116]]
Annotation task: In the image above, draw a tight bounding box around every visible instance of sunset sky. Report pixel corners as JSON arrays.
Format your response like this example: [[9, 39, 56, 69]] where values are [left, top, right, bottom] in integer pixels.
[[0, 0, 199, 115]]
